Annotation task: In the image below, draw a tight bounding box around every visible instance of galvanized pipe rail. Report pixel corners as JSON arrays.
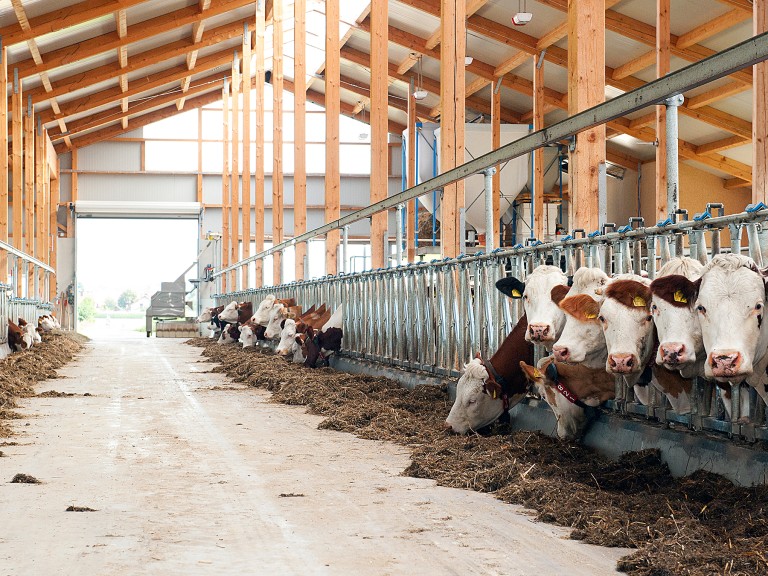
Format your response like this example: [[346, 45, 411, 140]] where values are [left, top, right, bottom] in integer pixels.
[[213, 31, 768, 282]]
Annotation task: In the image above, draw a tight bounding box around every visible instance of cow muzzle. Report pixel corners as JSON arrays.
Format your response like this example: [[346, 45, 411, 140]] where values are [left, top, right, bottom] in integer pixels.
[[608, 353, 638, 374], [528, 323, 553, 342], [659, 342, 690, 366], [552, 345, 570, 363], [709, 350, 744, 378]]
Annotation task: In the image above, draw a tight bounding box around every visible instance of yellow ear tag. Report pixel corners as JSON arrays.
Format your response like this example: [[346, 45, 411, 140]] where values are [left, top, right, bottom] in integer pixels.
[[511, 289, 522, 298], [585, 312, 598, 319], [633, 296, 646, 307], [533, 368, 543, 378], [491, 390, 497, 399], [673, 290, 687, 304]]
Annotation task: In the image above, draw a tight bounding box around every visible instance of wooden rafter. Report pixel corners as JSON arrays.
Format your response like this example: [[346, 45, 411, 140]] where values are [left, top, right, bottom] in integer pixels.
[[178, 0, 213, 111], [115, 9, 128, 130]]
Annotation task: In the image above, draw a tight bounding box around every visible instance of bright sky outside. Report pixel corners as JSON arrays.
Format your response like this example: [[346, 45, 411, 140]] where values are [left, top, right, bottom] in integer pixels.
[[76, 218, 199, 307]]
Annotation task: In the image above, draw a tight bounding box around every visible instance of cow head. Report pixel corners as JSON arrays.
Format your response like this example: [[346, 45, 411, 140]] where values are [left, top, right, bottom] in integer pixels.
[[696, 254, 768, 381], [265, 304, 291, 339], [600, 277, 654, 376], [300, 327, 322, 368], [39, 315, 56, 332], [217, 323, 241, 344], [497, 266, 569, 348], [650, 273, 702, 371], [520, 358, 611, 440], [240, 322, 258, 348], [217, 301, 239, 323], [197, 308, 214, 323], [252, 294, 277, 325], [276, 318, 300, 358], [444, 357, 505, 434]]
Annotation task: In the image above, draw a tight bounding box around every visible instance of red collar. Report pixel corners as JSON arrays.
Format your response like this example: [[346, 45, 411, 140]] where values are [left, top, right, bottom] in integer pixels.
[[545, 362, 591, 410]]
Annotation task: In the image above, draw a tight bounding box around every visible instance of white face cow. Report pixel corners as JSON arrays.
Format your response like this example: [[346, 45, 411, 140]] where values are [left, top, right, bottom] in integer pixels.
[[217, 301, 239, 323], [21, 326, 34, 349], [552, 267, 610, 370], [39, 316, 56, 332], [240, 323, 257, 348], [264, 304, 291, 339], [444, 358, 504, 434], [252, 294, 277, 326], [497, 265, 569, 350], [696, 254, 768, 382], [217, 323, 240, 344], [648, 258, 705, 376], [598, 276, 654, 379], [276, 318, 299, 358], [197, 308, 214, 323]]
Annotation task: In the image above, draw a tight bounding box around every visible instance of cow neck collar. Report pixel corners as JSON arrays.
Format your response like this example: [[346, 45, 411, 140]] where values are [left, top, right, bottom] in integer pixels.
[[481, 357, 511, 411], [544, 361, 591, 410]]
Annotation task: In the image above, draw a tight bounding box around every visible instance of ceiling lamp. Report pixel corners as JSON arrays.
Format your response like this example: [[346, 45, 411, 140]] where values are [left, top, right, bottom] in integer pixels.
[[465, 25, 473, 66], [413, 55, 428, 100], [358, 102, 369, 140], [513, 0, 533, 26]]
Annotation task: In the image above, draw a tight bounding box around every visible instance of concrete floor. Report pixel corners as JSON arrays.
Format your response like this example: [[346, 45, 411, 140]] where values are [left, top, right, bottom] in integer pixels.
[[0, 335, 630, 575]]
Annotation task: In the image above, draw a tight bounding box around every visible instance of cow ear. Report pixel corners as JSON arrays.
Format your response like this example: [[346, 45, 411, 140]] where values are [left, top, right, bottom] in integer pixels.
[[280, 319, 286, 329], [567, 276, 574, 287], [550, 284, 570, 305], [474, 352, 482, 360], [518, 361, 541, 383], [495, 276, 525, 299]]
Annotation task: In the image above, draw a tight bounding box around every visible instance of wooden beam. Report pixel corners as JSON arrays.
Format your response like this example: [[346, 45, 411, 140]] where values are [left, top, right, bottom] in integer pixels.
[[406, 85, 416, 262], [221, 79, 230, 293], [178, 0, 212, 110], [230, 53, 240, 290], [68, 148, 76, 238], [715, 0, 753, 13], [606, 147, 642, 171], [491, 79, 501, 247], [294, 0, 307, 281], [725, 177, 751, 189], [493, 51, 529, 77], [397, 52, 419, 75], [533, 53, 545, 240], [755, 0, 768, 204], [273, 1, 284, 283], [12, 0, 257, 80], [568, 0, 605, 232], [24, 98, 33, 263], [370, 0, 388, 269], [440, 0, 465, 258], [611, 51, 656, 80], [695, 135, 749, 155], [242, 23, 251, 288], [35, 121, 45, 292], [49, 160, 59, 301], [656, 0, 670, 222], [687, 81, 747, 109], [0, 45, 7, 283], [254, 2, 265, 287], [677, 9, 749, 49], [325, 0, 340, 275]]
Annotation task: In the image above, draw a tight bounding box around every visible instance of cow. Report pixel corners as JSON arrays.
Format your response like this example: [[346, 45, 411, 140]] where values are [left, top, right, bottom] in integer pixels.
[[275, 318, 305, 362], [8, 319, 31, 352], [276, 305, 331, 361], [217, 323, 241, 344], [649, 257, 705, 377], [551, 267, 611, 369], [321, 306, 343, 331], [39, 315, 56, 332], [235, 301, 254, 324], [496, 265, 569, 349], [299, 326, 343, 368], [444, 314, 533, 434], [197, 304, 226, 337], [239, 320, 263, 348], [264, 304, 303, 339], [520, 357, 615, 439], [674, 254, 768, 416], [217, 301, 240, 323]]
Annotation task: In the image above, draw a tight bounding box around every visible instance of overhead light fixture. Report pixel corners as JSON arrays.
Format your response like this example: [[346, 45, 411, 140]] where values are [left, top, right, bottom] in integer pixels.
[[513, 0, 533, 26], [358, 102, 369, 140], [465, 56, 474, 66], [413, 55, 427, 100], [465, 24, 473, 66]]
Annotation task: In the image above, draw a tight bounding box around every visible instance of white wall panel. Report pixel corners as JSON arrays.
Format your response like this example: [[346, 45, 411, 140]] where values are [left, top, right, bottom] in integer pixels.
[[78, 141, 141, 172], [79, 174, 196, 202]]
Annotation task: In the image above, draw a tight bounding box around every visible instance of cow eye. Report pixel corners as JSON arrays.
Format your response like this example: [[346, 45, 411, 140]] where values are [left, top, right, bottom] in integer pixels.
[[756, 303, 763, 311], [697, 305, 706, 314], [646, 315, 653, 322], [468, 398, 477, 405], [651, 304, 657, 312], [598, 315, 605, 323]]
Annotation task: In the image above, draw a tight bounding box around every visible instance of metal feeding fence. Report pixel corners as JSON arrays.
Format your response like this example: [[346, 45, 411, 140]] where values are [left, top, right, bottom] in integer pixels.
[[214, 205, 768, 442]]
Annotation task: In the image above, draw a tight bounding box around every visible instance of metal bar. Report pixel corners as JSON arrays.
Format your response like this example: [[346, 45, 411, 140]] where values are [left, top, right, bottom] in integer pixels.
[[665, 95, 684, 216], [213, 32, 768, 278]]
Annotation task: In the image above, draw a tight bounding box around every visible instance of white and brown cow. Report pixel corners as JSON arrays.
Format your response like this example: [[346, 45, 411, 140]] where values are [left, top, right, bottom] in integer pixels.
[[496, 265, 569, 349], [551, 267, 610, 369]]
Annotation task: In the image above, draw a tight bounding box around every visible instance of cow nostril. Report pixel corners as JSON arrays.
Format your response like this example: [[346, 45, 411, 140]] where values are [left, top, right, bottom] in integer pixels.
[[626, 357, 634, 367]]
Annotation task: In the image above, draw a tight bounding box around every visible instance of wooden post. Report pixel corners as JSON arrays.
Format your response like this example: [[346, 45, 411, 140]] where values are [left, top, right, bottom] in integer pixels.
[[24, 97, 34, 293], [272, 0, 284, 284], [254, 2, 265, 287], [221, 78, 230, 293], [294, 0, 307, 281], [230, 53, 240, 290], [406, 85, 416, 263], [49, 164, 59, 301], [242, 24, 252, 287], [567, 0, 605, 232], [491, 81, 501, 246], [439, 0, 466, 258], [68, 148, 77, 239], [370, 0, 388, 269], [533, 54, 545, 240], [35, 120, 44, 297], [325, 0, 340, 274], [197, 109, 203, 206], [656, 0, 670, 220], [754, 0, 768, 203], [0, 42, 7, 283], [11, 70, 22, 294]]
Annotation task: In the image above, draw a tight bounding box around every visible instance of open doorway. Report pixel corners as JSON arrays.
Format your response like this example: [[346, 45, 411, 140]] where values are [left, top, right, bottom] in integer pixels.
[[75, 218, 199, 339]]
